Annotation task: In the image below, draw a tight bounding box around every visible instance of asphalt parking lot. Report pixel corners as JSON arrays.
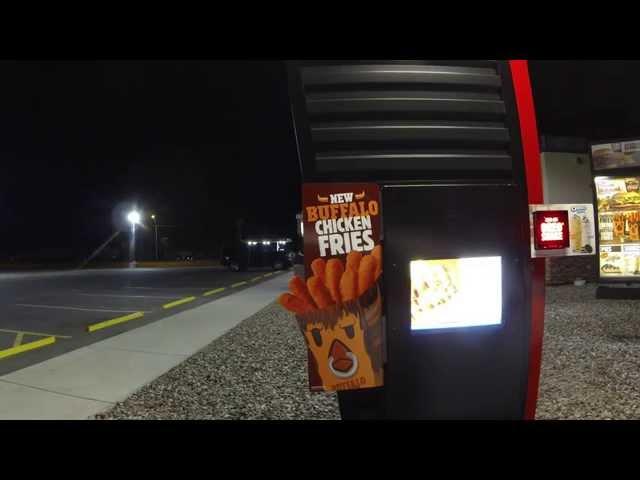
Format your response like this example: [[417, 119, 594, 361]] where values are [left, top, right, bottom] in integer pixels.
[[0, 266, 287, 375]]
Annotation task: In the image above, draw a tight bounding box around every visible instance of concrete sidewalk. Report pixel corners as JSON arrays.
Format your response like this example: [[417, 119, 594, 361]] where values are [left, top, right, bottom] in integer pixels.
[[0, 272, 291, 419]]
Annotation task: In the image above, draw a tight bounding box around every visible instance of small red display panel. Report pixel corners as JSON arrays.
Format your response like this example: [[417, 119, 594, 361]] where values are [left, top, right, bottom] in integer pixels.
[[533, 210, 569, 250]]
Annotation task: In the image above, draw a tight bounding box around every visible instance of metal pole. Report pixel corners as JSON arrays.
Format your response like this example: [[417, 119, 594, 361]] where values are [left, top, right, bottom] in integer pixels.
[[155, 222, 159, 260], [129, 222, 136, 268]]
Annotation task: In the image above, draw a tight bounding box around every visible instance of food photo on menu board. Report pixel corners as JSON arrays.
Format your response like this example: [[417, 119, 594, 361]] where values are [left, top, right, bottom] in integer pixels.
[[592, 140, 640, 170], [595, 176, 640, 277], [410, 256, 502, 331]]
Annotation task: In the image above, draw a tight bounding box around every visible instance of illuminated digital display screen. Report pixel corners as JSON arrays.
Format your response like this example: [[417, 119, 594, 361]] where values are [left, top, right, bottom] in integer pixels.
[[410, 256, 502, 331], [595, 176, 640, 278], [532, 210, 569, 250]]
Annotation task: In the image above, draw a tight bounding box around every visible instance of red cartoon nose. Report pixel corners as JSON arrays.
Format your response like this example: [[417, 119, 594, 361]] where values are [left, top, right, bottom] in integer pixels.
[[329, 339, 353, 373]]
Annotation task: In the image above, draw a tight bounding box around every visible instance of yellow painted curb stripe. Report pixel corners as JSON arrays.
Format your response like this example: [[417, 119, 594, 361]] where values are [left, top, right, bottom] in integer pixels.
[[163, 296, 196, 309], [250, 276, 262, 282], [231, 281, 247, 288], [203, 287, 226, 297], [0, 336, 56, 360], [87, 311, 144, 333], [263, 272, 273, 277]]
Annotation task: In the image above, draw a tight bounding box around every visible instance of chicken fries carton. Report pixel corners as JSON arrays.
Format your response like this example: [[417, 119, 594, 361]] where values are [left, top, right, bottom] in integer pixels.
[[278, 183, 384, 392]]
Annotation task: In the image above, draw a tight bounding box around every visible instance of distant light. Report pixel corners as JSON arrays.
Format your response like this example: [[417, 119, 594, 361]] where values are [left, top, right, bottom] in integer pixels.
[[151, 214, 156, 220], [127, 210, 141, 225], [262, 241, 270, 245]]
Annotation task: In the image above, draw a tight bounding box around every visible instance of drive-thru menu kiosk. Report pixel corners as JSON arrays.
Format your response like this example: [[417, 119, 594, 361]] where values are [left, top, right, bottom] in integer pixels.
[[287, 60, 545, 419], [591, 139, 640, 298]]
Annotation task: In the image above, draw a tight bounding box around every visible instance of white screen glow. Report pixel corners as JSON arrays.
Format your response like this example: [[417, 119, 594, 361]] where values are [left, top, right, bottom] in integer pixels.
[[540, 218, 564, 241], [410, 256, 502, 331]]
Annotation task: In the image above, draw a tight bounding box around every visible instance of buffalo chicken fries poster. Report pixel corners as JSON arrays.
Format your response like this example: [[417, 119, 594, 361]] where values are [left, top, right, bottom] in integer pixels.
[[278, 183, 384, 392]]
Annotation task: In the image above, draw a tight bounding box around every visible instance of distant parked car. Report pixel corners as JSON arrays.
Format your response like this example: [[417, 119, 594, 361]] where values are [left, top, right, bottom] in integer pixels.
[[175, 251, 194, 261], [221, 238, 293, 272]]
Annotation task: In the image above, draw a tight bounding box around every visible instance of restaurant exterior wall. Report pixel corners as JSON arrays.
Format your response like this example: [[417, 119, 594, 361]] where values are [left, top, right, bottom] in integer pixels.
[[545, 256, 598, 285], [541, 152, 593, 204], [540, 143, 595, 284]]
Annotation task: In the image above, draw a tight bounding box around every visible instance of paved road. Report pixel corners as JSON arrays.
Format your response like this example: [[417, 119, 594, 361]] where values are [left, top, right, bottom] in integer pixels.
[[0, 266, 286, 375]]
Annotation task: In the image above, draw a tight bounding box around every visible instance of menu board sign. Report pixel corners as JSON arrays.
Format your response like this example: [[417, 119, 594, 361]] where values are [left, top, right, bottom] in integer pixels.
[[592, 140, 640, 170], [277, 183, 385, 392], [595, 176, 640, 278], [532, 210, 570, 251], [529, 204, 595, 258]]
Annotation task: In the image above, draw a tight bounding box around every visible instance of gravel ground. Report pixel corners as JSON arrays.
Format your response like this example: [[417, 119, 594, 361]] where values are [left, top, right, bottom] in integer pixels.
[[96, 283, 640, 420], [537, 284, 640, 419], [95, 302, 340, 420]]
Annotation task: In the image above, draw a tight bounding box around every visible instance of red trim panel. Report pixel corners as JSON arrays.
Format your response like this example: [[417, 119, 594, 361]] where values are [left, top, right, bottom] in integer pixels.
[[509, 60, 546, 420]]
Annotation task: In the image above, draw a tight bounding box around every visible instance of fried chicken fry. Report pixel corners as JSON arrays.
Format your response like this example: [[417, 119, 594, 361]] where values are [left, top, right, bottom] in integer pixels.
[[311, 258, 326, 285], [325, 258, 344, 303], [278, 293, 313, 315], [358, 254, 378, 297], [346, 251, 363, 273], [371, 245, 382, 279], [307, 276, 334, 309], [340, 269, 358, 302], [289, 276, 317, 309]]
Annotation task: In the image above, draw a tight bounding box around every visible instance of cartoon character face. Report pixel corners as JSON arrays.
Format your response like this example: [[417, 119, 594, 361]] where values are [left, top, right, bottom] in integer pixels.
[[300, 306, 379, 391]]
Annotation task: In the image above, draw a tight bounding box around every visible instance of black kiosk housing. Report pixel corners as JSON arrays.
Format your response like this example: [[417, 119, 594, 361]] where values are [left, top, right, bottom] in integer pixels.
[[287, 60, 544, 419]]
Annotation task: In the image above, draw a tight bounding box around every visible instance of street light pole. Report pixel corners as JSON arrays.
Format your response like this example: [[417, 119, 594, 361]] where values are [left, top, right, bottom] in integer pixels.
[[129, 221, 136, 267], [127, 210, 141, 268], [151, 214, 158, 260]]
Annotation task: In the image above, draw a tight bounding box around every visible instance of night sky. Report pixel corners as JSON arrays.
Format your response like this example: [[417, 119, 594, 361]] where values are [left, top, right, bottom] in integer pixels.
[[529, 60, 640, 139], [0, 61, 300, 261], [3, 60, 640, 261]]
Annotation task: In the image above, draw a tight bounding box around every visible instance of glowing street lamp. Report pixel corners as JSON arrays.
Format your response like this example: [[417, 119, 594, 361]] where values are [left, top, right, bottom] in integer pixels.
[[127, 209, 141, 267], [127, 210, 141, 225]]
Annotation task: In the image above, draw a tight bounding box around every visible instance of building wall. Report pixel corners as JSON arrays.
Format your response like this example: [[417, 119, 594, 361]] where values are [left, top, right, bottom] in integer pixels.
[[545, 256, 598, 285], [540, 151, 595, 284], [541, 152, 593, 204]]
